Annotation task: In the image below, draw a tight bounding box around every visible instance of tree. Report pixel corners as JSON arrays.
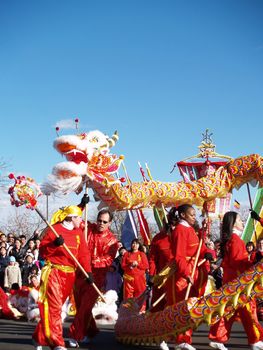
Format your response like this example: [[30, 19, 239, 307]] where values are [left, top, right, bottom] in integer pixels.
[[0, 157, 10, 188], [0, 207, 45, 238]]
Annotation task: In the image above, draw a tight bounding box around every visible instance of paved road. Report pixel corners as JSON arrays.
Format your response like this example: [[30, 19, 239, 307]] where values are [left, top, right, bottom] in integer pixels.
[[0, 318, 252, 350]]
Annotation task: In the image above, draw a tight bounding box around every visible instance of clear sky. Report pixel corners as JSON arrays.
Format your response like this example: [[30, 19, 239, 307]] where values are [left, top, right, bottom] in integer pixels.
[[0, 0, 262, 219]]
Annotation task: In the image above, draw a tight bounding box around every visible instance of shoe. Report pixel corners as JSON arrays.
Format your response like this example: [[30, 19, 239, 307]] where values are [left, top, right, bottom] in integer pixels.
[[80, 336, 91, 344], [160, 341, 170, 350], [68, 338, 79, 348], [32, 339, 42, 350], [209, 342, 228, 350], [175, 343, 196, 350], [251, 340, 263, 350], [54, 347, 67, 350]]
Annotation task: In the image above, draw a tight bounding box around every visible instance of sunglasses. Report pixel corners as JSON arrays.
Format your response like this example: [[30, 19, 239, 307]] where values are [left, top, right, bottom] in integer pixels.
[[97, 219, 109, 224]]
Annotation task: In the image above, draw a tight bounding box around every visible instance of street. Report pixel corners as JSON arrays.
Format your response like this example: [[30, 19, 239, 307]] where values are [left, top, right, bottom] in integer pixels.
[[0, 317, 252, 350]]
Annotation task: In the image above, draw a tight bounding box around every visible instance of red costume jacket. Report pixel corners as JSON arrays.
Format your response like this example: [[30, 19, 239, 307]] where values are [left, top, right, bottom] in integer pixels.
[[221, 233, 252, 284], [121, 250, 149, 309], [209, 232, 263, 345], [148, 230, 173, 276], [33, 223, 91, 349], [148, 230, 173, 311], [171, 222, 207, 279], [69, 223, 118, 341], [87, 223, 119, 270], [39, 223, 91, 271], [166, 220, 209, 345]]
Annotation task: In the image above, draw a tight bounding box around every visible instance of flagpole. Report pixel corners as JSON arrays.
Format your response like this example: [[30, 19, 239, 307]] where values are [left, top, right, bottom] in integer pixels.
[[84, 184, 89, 242], [145, 162, 168, 224], [247, 183, 258, 242]]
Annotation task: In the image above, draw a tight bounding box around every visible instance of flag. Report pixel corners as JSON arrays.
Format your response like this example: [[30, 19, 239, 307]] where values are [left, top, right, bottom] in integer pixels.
[[153, 206, 164, 231], [234, 200, 240, 209], [137, 209, 151, 246], [121, 211, 138, 250]]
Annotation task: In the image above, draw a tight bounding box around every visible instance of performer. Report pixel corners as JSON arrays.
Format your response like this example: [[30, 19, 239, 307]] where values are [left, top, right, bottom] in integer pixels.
[[166, 204, 211, 350], [250, 210, 263, 227], [208, 211, 263, 350], [121, 238, 149, 311], [148, 209, 175, 312], [32, 205, 92, 350], [68, 209, 118, 348]]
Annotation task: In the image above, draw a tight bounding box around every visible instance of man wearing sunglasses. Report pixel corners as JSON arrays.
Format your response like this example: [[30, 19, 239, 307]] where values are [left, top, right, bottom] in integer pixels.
[[69, 209, 118, 348]]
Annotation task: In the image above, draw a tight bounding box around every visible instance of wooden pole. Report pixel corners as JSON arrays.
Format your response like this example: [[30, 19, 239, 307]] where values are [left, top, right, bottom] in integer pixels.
[[46, 194, 49, 221], [247, 183, 258, 242], [148, 292, 166, 311], [35, 207, 106, 302], [84, 185, 89, 242], [184, 237, 203, 300]]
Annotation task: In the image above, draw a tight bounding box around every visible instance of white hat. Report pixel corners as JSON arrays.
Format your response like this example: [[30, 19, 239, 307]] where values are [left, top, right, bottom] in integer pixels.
[[25, 253, 34, 259]]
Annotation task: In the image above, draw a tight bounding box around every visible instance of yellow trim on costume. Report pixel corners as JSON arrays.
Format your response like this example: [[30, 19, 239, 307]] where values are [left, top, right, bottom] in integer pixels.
[[152, 261, 176, 288], [43, 299, 51, 340], [39, 261, 76, 343], [123, 273, 134, 282], [76, 234, 80, 248], [39, 261, 75, 303]]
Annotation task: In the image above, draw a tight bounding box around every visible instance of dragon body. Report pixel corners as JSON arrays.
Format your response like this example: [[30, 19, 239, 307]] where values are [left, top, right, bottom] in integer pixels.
[[42, 130, 263, 211], [115, 262, 263, 345]]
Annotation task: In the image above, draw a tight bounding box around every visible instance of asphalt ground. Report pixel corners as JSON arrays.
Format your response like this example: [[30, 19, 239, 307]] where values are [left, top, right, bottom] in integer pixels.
[[0, 318, 254, 350]]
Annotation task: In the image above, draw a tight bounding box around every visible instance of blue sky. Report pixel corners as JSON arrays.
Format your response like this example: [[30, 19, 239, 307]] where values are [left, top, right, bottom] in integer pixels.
[[0, 0, 263, 218]]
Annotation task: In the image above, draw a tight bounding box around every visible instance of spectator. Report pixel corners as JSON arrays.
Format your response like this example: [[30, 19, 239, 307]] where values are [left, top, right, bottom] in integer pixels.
[[29, 264, 41, 283], [21, 253, 35, 286], [255, 238, 263, 263], [8, 238, 25, 267], [27, 274, 40, 322], [19, 235, 28, 256], [4, 256, 22, 291], [246, 241, 256, 262], [25, 239, 36, 256], [104, 263, 123, 297], [0, 247, 9, 288], [210, 239, 223, 290], [0, 233, 8, 248], [114, 246, 127, 277], [6, 233, 15, 253]]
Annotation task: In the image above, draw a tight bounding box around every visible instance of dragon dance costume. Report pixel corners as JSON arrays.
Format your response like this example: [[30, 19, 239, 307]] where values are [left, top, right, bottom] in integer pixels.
[[121, 249, 149, 307], [148, 229, 173, 311], [166, 219, 209, 345], [209, 232, 263, 345], [69, 222, 118, 341], [32, 206, 91, 350]]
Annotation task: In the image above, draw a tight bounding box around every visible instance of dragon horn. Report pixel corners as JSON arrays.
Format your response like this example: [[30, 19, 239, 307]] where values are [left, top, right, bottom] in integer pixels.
[[108, 130, 119, 148]]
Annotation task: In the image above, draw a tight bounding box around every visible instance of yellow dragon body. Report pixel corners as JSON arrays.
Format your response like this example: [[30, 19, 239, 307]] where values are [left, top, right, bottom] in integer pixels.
[[115, 262, 263, 345]]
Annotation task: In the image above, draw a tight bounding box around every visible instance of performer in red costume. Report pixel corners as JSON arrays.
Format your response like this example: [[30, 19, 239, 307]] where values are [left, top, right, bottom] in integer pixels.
[[148, 209, 175, 312], [166, 204, 212, 350], [250, 209, 263, 227], [121, 238, 149, 311], [32, 205, 92, 350], [208, 211, 263, 350], [68, 209, 118, 348]]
